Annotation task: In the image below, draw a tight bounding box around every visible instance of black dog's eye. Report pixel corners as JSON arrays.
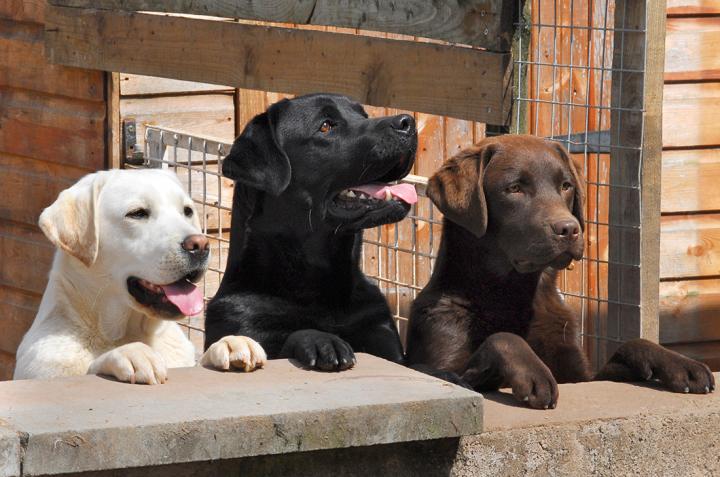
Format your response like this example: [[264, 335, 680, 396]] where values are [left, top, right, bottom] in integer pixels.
[[319, 120, 334, 133], [126, 208, 150, 219], [561, 182, 573, 191], [506, 184, 522, 194], [184, 206, 194, 218]]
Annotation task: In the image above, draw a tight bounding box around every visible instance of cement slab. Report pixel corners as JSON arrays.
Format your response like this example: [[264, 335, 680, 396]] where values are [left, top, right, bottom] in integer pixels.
[[0, 354, 481, 475]]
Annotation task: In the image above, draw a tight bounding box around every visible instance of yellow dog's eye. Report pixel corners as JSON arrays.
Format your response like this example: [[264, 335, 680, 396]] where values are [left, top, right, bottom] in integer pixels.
[[184, 206, 194, 218], [126, 208, 149, 219], [319, 120, 333, 133]]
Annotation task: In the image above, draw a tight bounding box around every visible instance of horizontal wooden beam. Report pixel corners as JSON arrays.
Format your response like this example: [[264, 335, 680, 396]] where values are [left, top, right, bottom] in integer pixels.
[[48, 0, 514, 51], [45, 6, 512, 124]]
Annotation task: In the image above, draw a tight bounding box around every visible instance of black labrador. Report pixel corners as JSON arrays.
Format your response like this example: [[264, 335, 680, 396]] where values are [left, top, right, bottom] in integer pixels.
[[406, 135, 715, 408], [204, 94, 417, 371]]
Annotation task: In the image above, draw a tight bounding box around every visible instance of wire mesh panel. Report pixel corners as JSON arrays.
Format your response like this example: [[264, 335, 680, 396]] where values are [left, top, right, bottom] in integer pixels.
[[512, 0, 653, 367], [140, 126, 442, 351], [136, 0, 658, 367]]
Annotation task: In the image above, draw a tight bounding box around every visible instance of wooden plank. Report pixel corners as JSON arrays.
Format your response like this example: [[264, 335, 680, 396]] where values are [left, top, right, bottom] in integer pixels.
[[0, 351, 15, 381], [0, 0, 45, 23], [0, 286, 40, 356], [667, 0, 720, 15], [45, 7, 512, 124], [665, 17, 720, 82], [660, 214, 720, 280], [0, 153, 85, 226], [607, 0, 665, 346], [665, 340, 720, 370], [119, 74, 233, 96], [660, 279, 720, 345], [120, 94, 236, 150], [663, 83, 720, 148], [48, 0, 514, 51], [0, 87, 106, 169], [0, 221, 54, 296], [0, 21, 104, 101], [662, 149, 720, 213]]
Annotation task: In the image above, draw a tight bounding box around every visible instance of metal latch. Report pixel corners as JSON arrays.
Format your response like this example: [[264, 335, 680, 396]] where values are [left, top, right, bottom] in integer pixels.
[[123, 119, 145, 167]]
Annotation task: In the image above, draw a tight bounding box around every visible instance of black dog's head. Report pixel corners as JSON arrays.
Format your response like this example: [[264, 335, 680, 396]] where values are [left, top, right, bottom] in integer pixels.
[[222, 94, 417, 233], [428, 135, 585, 274]]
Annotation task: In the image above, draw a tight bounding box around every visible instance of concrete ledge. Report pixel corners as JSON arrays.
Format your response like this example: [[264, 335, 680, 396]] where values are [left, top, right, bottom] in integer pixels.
[[454, 377, 720, 476], [0, 354, 481, 476]]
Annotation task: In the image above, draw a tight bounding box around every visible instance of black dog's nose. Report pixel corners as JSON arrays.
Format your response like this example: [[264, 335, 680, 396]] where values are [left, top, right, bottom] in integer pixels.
[[390, 114, 415, 134], [551, 220, 580, 241], [182, 234, 210, 257]]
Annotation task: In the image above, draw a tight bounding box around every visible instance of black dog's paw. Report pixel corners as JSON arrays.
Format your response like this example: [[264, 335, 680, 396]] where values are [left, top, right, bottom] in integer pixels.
[[410, 364, 475, 391], [281, 330, 356, 371]]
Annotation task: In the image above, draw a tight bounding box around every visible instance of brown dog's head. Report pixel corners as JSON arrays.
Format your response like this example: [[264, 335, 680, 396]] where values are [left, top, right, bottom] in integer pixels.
[[427, 135, 585, 274]]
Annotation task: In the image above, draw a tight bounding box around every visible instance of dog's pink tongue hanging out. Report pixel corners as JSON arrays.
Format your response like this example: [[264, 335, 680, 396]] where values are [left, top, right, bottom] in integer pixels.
[[350, 183, 418, 204], [161, 281, 205, 316]]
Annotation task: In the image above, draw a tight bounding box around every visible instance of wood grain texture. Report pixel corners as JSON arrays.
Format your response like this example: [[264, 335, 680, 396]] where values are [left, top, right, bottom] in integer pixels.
[[0, 222, 54, 296], [0, 0, 45, 23], [45, 6, 511, 124], [663, 82, 720, 148], [0, 87, 106, 169], [660, 214, 720, 280], [660, 279, 720, 345], [0, 20, 103, 101], [120, 74, 234, 96], [48, 0, 514, 50], [667, 0, 720, 15], [120, 94, 235, 150], [662, 148, 720, 213], [0, 153, 86, 226], [0, 286, 40, 356], [665, 17, 720, 82]]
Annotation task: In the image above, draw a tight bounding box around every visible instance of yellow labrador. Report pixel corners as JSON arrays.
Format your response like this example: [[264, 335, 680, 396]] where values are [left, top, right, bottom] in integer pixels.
[[14, 169, 266, 384]]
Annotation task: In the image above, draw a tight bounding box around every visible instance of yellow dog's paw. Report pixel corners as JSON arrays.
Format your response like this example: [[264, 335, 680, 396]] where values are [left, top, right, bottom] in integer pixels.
[[201, 335, 267, 372], [89, 342, 168, 385]]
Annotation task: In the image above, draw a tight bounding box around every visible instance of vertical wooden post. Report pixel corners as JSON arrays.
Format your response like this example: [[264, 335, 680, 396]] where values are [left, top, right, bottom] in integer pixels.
[[105, 71, 122, 169], [607, 0, 665, 359]]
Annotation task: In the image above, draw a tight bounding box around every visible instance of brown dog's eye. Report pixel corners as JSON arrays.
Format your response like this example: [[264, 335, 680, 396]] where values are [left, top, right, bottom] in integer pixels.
[[506, 184, 522, 194], [561, 182, 573, 191], [184, 206, 194, 218], [319, 120, 333, 133], [126, 208, 149, 219]]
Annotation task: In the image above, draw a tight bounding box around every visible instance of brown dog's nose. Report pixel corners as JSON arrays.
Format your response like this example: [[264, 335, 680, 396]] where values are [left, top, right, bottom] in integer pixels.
[[182, 234, 210, 255], [551, 220, 580, 241], [390, 114, 415, 134]]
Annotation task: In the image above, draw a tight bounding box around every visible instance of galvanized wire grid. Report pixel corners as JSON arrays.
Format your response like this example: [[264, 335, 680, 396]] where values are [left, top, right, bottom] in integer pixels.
[[142, 127, 438, 351], [512, 0, 647, 365], [139, 0, 647, 366]]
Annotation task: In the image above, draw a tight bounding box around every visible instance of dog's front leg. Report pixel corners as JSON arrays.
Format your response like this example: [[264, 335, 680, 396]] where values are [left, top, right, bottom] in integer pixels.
[[596, 338, 715, 393], [462, 332, 558, 409], [280, 330, 356, 371], [88, 342, 168, 385]]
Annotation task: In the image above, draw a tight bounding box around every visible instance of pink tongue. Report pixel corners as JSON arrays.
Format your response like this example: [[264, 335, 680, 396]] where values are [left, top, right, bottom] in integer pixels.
[[350, 183, 418, 204], [160, 281, 204, 316]]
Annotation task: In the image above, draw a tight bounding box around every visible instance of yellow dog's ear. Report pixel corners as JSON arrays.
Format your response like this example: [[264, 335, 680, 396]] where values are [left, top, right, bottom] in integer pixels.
[[39, 172, 109, 267]]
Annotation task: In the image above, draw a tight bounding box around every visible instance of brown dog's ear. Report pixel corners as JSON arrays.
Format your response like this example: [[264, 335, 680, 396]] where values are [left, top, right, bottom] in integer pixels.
[[39, 172, 109, 267], [222, 100, 291, 196], [550, 141, 586, 231], [427, 144, 494, 238]]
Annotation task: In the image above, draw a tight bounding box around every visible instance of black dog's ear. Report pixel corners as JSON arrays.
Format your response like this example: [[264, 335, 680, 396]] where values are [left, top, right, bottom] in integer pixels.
[[222, 103, 291, 196], [550, 141, 586, 231], [427, 142, 495, 238]]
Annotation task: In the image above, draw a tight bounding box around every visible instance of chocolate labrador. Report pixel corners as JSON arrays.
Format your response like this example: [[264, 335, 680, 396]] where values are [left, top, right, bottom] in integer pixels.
[[406, 134, 715, 408], [204, 94, 418, 371]]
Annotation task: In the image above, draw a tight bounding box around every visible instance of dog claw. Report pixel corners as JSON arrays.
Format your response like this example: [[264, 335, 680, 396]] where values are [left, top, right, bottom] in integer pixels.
[[705, 386, 710, 394], [684, 386, 690, 393]]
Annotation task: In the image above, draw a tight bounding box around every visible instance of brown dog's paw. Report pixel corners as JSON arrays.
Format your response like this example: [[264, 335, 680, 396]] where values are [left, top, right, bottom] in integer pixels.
[[652, 354, 715, 394], [506, 363, 559, 409]]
